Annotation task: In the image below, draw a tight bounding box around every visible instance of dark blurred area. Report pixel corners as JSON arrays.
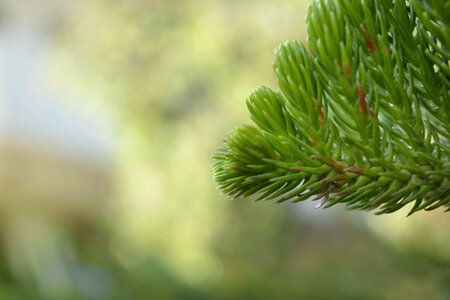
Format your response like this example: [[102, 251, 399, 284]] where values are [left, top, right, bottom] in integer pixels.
[[0, 0, 449, 299]]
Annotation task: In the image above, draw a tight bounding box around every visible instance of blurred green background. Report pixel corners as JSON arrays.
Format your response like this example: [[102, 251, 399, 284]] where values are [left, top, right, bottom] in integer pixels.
[[0, 0, 449, 299]]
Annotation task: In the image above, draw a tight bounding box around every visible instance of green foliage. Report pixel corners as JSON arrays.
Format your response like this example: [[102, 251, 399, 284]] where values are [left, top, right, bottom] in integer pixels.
[[213, 0, 450, 215]]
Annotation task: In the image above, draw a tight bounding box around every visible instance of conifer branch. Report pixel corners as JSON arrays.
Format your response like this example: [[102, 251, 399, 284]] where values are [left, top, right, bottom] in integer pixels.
[[212, 0, 450, 215]]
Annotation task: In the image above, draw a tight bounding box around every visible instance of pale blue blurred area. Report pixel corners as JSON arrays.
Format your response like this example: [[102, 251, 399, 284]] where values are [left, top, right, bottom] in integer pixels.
[[0, 1, 111, 298]]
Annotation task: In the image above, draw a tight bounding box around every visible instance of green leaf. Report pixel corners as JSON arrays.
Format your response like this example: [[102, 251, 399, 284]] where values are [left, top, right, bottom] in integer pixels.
[[213, 0, 450, 215]]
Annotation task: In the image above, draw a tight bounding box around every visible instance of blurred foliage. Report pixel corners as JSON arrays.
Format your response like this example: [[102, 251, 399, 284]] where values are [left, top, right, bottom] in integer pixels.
[[1, 0, 449, 299]]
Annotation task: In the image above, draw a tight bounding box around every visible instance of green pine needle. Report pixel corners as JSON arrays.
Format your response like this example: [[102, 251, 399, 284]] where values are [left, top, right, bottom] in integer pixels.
[[212, 0, 450, 215]]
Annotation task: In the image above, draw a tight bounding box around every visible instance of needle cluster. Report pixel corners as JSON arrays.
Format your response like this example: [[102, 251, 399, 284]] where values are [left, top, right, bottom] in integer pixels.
[[213, 0, 450, 215]]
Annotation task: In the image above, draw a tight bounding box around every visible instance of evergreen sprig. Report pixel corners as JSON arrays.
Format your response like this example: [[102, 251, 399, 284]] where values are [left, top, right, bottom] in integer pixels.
[[212, 0, 450, 215]]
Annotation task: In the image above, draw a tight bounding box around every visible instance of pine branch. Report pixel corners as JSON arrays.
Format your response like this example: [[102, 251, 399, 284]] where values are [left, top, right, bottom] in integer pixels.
[[212, 0, 450, 215]]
